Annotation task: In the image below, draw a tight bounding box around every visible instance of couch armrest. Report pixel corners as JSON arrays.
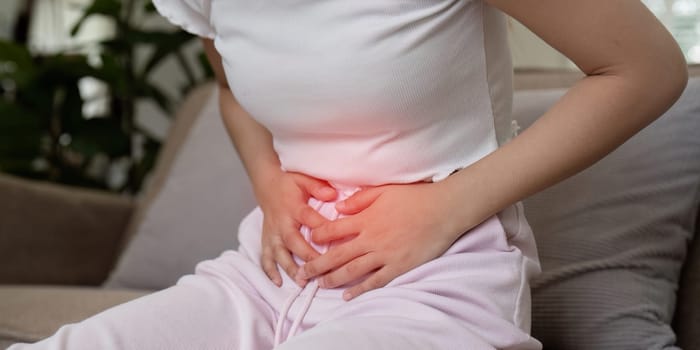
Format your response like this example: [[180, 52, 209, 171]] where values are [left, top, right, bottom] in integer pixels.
[[0, 173, 134, 285]]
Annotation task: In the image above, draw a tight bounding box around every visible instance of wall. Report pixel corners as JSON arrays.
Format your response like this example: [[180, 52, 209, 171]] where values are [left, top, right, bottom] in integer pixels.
[[508, 19, 574, 70]]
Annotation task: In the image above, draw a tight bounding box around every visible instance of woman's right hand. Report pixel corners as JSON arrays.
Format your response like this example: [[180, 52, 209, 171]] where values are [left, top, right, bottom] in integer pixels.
[[256, 171, 337, 286], [201, 40, 337, 287]]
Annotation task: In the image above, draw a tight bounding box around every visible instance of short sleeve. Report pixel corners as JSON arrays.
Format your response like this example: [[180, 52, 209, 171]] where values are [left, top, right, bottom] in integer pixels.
[[152, 0, 216, 39]]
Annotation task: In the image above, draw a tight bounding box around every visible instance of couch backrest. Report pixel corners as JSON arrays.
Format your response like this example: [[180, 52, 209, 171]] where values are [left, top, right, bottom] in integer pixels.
[[118, 83, 217, 251], [513, 65, 700, 349]]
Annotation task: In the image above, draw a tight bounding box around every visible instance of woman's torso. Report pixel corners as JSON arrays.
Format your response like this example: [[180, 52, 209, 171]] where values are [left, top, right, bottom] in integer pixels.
[[210, 0, 514, 186]]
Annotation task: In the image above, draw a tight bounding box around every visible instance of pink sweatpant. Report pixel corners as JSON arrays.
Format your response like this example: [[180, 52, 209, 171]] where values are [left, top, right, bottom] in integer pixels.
[[9, 187, 542, 350]]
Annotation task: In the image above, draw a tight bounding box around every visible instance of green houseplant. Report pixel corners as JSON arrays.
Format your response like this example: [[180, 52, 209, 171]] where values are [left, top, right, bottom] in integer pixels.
[[0, 0, 211, 193]]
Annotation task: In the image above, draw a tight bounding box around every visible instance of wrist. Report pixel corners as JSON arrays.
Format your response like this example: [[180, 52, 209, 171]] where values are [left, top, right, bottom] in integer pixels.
[[435, 167, 498, 239], [250, 164, 285, 207], [428, 179, 480, 243]]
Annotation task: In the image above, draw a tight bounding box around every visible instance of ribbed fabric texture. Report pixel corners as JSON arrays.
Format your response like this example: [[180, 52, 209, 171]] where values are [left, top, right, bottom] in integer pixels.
[[153, 0, 514, 187], [515, 79, 700, 350]]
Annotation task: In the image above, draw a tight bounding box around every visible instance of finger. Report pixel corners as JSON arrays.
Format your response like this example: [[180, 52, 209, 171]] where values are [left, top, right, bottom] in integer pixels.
[[335, 187, 383, 215], [296, 205, 329, 229], [281, 227, 321, 262], [274, 242, 301, 282], [343, 266, 393, 301], [293, 173, 337, 201], [318, 253, 383, 289], [310, 217, 360, 244], [296, 243, 360, 282], [261, 246, 282, 286]]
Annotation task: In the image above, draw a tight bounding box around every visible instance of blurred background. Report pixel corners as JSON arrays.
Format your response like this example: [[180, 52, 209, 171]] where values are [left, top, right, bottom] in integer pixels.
[[0, 0, 698, 195], [0, 0, 213, 194]]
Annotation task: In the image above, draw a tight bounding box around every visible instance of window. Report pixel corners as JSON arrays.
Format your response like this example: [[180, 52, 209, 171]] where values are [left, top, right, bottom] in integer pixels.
[[643, 0, 700, 63], [29, 0, 115, 54], [510, 0, 700, 69]]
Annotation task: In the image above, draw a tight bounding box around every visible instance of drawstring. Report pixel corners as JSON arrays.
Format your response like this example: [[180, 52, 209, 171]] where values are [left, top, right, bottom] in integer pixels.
[[273, 286, 303, 346], [272, 199, 334, 346], [273, 250, 329, 346], [272, 186, 358, 346], [287, 280, 320, 337]]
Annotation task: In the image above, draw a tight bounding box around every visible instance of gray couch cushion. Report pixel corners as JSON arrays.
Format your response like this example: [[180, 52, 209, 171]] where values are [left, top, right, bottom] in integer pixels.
[[516, 77, 700, 349], [105, 84, 257, 290], [0, 286, 148, 345]]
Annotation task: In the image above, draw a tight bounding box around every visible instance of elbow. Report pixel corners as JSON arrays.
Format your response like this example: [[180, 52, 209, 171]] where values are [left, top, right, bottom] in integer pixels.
[[668, 55, 689, 105], [589, 38, 689, 114], [639, 44, 688, 111], [656, 44, 689, 106], [609, 48, 689, 119]]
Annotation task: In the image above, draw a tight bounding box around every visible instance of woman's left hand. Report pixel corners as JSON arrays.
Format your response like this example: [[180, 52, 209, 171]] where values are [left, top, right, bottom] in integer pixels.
[[294, 181, 468, 300]]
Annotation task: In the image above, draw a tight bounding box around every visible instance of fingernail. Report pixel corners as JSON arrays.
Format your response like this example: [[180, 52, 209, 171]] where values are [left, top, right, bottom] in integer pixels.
[[335, 201, 346, 210], [318, 278, 326, 288], [295, 268, 306, 280], [321, 188, 336, 197], [342, 291, 353, 301]]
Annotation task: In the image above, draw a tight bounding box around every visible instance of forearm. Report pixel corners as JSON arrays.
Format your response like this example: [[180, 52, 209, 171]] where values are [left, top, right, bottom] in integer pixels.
[[440, 67, 687, 236]]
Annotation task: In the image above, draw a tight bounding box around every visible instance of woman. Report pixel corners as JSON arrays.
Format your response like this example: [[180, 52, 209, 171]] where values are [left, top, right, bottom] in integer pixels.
[[10, 0, 687, 349]]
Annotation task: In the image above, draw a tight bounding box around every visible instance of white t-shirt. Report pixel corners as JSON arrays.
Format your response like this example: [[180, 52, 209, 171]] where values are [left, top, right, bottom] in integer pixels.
[[154, 0, 514, 187]]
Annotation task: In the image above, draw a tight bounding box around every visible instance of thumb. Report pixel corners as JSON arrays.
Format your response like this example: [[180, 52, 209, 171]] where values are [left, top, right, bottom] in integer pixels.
[[335, 187, 383, 214]]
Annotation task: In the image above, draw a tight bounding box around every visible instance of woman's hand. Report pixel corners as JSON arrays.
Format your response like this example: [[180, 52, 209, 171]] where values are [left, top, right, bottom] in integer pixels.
[[295, 181, 467, 300], [257, 171, 337, 286]]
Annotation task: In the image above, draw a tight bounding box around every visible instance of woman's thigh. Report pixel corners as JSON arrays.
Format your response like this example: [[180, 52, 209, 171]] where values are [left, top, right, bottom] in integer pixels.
[[276, 315, 496, 350]]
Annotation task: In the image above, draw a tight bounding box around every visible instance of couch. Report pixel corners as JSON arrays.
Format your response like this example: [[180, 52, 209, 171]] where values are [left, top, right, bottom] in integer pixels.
[[1, 67, 698, 349]]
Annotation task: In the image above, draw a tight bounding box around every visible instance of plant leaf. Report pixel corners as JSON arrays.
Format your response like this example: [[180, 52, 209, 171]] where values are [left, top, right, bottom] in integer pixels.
[[71, 0, 122, 36], [0, 40, 36, 86], [139, 30, 194, 76], [68, 118, 131, 158], [143, 0, 156, 13], [133, 79, 171, 114]]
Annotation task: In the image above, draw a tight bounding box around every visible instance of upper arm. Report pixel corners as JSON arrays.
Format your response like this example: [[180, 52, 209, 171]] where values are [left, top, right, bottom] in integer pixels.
[[486, 0, 687, 90], [202, 38, 230, 89]]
